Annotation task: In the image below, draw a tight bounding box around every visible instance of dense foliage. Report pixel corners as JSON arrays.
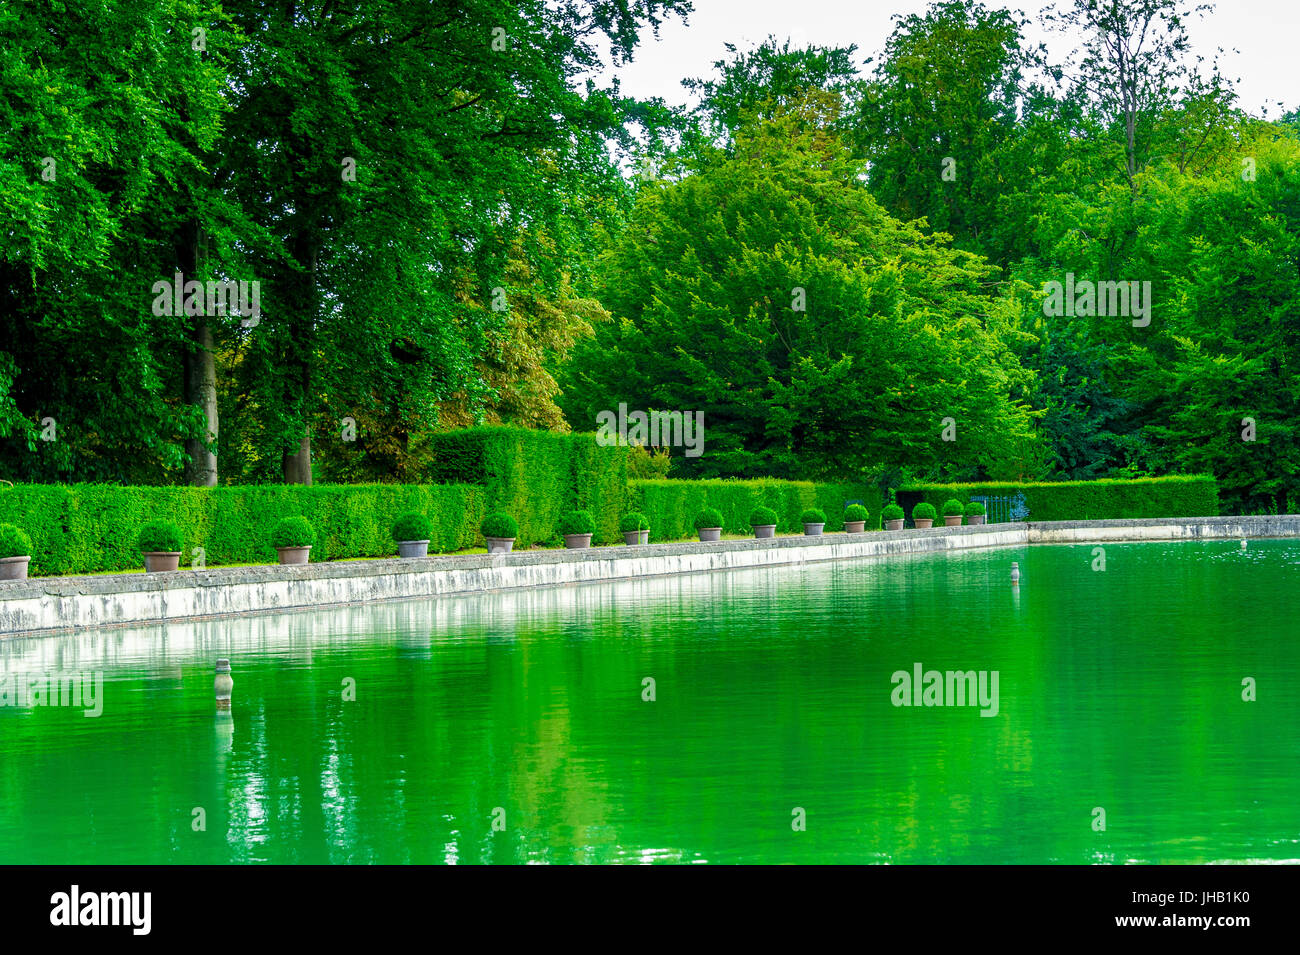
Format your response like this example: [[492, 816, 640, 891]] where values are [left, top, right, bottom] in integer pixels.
[[0, 483, 486, 575], [1, 1, 689, 486], [481, 512, 519, 541], [137, 521, 184, 554], [271, 517, 315, 550], [0, 471, 1219, 576], [905, 476, 1220, 520], [426, 426, 628, 545], [0, 523, 33, 559], [561, 104, 1037, 481], [559, 510, 597, 536], [392, 513, 433, 544], [619, 512, 650, 533], [633, 478, 875, 539], [2, 0, 1291, 518], [694, 508, 725, 530], [558, 0, 1299, 513]]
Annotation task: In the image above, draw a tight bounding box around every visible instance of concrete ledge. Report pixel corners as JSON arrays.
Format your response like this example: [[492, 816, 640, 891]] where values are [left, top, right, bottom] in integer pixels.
[[1, 516, 1296, 638], [1026, 515, 1300, 543]]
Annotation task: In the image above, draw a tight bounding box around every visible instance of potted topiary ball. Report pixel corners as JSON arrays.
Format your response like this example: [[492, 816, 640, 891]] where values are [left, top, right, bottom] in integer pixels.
[[843, 503, 869, 533], [271, 516, 315, 565], [911, 502, 936, 529], [882, 503, 905, 531], [481, 512, 518, 554], [0, 524, 34, 581], [695, 507, 724, 542], [942, 498, 964, 527], [620, 512, 650, 545], [561, 510, 596, 549], [801, 507, 826, 536], [392, 511, 433, 558], [965, 501, 987, 526], [750, 505, 778, 539], [138, 520, 184, 572]]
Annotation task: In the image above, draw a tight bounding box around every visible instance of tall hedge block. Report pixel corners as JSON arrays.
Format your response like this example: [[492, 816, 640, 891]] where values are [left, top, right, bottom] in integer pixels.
[[0, 483, 486, 576], [571, 437, 630, 545], [426, 426, 628, 546], [902, 476, 1220, 521], [630, 479, 876, 539]]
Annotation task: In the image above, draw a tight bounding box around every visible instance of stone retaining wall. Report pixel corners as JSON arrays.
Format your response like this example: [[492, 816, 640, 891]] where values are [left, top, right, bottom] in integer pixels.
[[1, 517, 1295, 638]]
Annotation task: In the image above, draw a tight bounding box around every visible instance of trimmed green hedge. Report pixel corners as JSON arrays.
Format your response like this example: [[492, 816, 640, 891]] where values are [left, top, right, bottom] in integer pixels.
[[0, 483, 486, 576], [425, 426, 628, 546], [0, 460, 1220, 578], [630, 479, 876, 539], [902, 476, 1220, 521]]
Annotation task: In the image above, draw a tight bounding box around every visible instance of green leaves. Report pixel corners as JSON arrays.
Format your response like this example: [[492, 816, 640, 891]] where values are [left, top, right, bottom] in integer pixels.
[[562, 112, 1037, 480]]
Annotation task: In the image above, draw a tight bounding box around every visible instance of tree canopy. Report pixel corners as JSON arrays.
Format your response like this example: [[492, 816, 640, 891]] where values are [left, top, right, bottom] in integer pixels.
[[2, 0, 1297, 514]]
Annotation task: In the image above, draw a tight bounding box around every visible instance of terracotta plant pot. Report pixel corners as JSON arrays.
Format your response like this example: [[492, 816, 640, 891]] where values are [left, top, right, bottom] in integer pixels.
[[0, 555, 31, 581], [622, 529, 650, 545], [803, 523, 825, 536], [698, 527, 722, 542], [143, 551, 181, 572], [638, 529, 649, 544], [397, 540, 430, 558], [844, 521, 866, 534], [944, 515, 962, 527], [753, 525, 776, 539], [563, 533, 593, 549], [275, 545, 311, 565], [486, 537, 515, 554], [913, 519, 934, 529], [884, 519, 904, 531], [968, 515, 986, 525]]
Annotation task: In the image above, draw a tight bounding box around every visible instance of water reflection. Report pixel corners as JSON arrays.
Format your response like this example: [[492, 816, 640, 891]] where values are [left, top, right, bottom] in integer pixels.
[[0, 540, 1297, 864]]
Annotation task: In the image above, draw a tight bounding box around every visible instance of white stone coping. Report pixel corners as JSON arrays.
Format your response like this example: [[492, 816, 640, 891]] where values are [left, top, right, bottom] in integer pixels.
[[0, 516, 1295, 638]]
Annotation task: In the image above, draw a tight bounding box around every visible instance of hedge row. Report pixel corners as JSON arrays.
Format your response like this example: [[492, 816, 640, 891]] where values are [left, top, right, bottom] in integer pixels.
[[424, 426, 628, 546], [630, 479, 876, 539], [0, 483, 486, 576], [902, 476, 1220, 521]]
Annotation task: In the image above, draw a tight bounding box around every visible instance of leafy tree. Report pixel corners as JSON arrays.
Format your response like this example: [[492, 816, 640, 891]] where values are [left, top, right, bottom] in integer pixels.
[[0, 0, 238, 482], [218, 0, 690, 484], [1127, 132, 1300, 510], [1044, 0, 1222, 193], [682, 37, 864, 151], [853, 0, 1037, 257], [561, 103, 1039, 479]]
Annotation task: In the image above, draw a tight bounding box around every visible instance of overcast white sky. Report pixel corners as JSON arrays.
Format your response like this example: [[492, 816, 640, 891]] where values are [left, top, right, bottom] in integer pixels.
[[604, 0, 1297, 118]]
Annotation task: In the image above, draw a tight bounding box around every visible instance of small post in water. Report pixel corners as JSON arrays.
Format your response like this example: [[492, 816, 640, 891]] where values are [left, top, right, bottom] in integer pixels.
[[215, 659, 233, 711], [1010, 561, 1020, 585]]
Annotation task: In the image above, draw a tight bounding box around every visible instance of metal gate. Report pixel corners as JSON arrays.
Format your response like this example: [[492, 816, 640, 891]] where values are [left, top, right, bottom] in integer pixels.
[[970, 492, 1029, 524]]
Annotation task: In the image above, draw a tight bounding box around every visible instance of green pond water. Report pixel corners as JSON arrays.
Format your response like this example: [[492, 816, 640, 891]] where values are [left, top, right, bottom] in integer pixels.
[[1, 539, 1297, 864]]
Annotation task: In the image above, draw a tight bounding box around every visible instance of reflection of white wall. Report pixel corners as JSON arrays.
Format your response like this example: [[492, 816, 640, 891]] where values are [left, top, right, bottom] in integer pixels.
[[5, 517, 1287, 670], [0, 527, 1029, 640], [0, 551, 939, 672]]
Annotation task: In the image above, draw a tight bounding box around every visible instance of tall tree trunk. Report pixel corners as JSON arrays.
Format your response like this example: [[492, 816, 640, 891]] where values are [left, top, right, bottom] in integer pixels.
[[280, 235, 317, 485], [183, 320, 219, 486], [177, 220, 218, 486], [282, 431, 312, 485]]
